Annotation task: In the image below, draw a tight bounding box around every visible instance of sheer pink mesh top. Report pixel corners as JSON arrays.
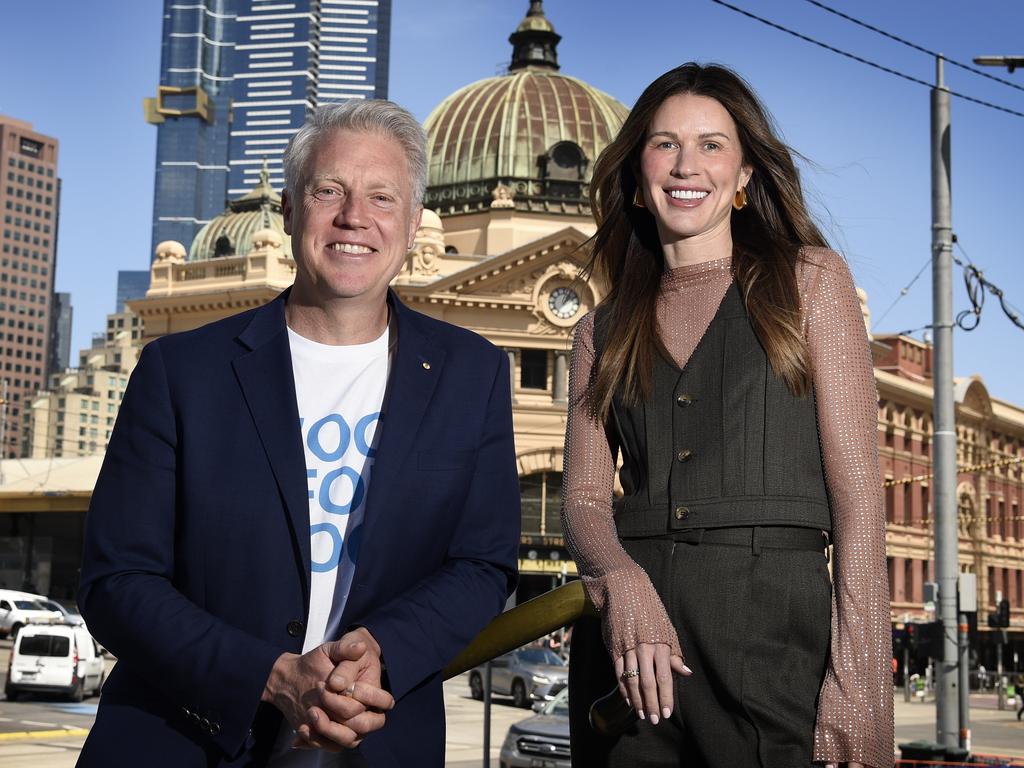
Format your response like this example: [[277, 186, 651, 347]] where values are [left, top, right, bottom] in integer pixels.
[[562, 247, 893, 768]]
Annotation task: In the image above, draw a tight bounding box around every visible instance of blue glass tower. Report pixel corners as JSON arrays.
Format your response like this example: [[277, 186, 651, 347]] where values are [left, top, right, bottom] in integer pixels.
[[147, 0, 236, 257], [147, 0, 392, 257]]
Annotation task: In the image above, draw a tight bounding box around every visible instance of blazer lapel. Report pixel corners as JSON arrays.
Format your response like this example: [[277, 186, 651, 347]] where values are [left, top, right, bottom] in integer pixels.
[[232, 291, 311, 603], [357, 293, 445, 562]]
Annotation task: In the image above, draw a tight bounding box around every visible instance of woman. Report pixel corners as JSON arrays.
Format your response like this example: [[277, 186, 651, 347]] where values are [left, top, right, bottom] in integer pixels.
[[562, 63, 893, 768]]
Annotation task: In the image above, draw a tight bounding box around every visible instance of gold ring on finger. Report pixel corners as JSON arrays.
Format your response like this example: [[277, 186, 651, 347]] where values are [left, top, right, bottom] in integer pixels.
[[620, 669, 640, 680]]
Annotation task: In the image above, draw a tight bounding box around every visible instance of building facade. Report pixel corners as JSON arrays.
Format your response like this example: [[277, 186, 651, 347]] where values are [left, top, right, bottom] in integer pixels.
[[0, 115, 60, 458], [875, 334, 1024, 660], [146, 0, 392, 255]]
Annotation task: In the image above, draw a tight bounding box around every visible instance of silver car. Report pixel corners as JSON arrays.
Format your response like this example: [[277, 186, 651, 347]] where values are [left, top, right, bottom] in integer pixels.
[[499, 686, 570, 768], [469, 647, 567, 708]]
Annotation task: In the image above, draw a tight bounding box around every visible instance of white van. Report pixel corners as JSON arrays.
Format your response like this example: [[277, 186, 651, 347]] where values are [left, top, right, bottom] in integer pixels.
[[5, 624, 104, 702], [0, 590, 61, 639]]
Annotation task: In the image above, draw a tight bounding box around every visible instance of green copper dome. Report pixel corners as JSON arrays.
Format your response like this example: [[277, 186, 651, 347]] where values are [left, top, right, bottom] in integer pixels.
[[423, 1, 628, 216], [188, 164, 292, 261]]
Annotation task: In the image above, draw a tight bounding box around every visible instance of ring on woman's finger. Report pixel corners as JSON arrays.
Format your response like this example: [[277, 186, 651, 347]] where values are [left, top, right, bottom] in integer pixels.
[[620, 669, 640, 680]]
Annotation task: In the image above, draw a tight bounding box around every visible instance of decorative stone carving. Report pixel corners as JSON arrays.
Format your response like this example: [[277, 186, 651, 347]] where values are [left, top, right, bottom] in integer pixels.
[[154, 240, 187, 264], [490, 183, 515, 208], [408, 209, 446, 276]]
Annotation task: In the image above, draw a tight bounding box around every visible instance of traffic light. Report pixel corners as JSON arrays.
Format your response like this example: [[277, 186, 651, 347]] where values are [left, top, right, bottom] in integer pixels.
[[987, 599, 1010, 628], [918, 621, 944, 660], [907, 621, 945, 660]]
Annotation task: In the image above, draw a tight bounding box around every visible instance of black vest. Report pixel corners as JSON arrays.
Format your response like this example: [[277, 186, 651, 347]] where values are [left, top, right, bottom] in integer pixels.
[[595, 282, 832, 537]]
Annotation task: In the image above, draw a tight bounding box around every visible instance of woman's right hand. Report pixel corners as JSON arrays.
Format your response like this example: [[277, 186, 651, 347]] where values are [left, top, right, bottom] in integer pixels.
[[613, 642, 691, 724]]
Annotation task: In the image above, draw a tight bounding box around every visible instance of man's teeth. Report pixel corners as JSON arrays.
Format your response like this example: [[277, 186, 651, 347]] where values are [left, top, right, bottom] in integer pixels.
[[669, 190, 709, 200], [329, 243, 372, 254]]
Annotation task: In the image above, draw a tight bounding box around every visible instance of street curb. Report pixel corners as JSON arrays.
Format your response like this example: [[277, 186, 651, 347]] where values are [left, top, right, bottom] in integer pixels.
[[0, 728, 89, 741]]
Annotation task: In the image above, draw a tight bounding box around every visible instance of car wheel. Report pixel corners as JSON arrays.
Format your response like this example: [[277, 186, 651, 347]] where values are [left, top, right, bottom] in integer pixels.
[[9, 623, 22, 641], [469, 672, 483, 701], [4, 684, 18, 702], [70, 679, 84, 703], [511, 679, 529, 708]]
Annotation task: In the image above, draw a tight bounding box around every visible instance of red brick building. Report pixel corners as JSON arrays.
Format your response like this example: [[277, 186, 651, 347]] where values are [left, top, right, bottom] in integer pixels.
[[0, 115, 59, 457]]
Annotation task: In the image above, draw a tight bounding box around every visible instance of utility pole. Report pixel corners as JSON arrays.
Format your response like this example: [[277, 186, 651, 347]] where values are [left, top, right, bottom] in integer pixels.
[[930, 54, 961, 750]]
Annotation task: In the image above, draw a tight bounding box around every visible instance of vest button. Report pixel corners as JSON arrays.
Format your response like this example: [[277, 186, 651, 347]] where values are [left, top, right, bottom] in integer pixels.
[[286, 620, 304, 637], [676, 394, 694, 407], [674, 505, 690, 520], [677, 449, 693, 462]]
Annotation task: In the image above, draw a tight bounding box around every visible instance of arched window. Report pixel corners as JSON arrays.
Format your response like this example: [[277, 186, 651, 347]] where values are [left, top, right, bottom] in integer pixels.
[[520, 471, 563, 537]]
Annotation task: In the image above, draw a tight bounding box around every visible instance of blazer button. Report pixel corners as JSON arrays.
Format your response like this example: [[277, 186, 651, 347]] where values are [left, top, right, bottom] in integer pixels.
[[677, 449, 693, 462], [200, 717, 211, 732], [676, 394, 694, 407], [674, 505, 690, 520], [286, 620, 305, 637], [211, 722, 221, 736]]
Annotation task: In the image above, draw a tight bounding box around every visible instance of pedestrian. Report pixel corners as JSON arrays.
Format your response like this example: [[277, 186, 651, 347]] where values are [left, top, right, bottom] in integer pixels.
[[77, 100, 521, 767], [561, 63, 893, 768], [1016, 673, 1024, 721]]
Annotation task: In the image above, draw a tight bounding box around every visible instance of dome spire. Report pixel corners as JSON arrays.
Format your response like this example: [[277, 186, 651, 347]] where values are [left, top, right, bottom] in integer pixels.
[[509, 0, 561, 72]]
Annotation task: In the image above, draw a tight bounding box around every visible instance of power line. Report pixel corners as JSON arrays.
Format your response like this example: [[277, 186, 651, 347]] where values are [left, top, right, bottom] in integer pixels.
[[801, 0, 1024, 95], [952, 239, 1024, 332], [873, 255, 932, 331], [709, 0, 1024, 119]]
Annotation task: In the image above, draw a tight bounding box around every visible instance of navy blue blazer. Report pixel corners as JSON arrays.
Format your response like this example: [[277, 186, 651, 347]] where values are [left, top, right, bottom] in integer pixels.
[[77, 289, 520, 767]]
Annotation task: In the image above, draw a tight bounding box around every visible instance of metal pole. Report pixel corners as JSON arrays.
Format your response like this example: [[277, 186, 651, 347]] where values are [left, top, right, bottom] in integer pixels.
[[904, 644, 912, 702], [930, 54, 960, 749], [483, 660, 492, 767], [958, 614, 970, 750]]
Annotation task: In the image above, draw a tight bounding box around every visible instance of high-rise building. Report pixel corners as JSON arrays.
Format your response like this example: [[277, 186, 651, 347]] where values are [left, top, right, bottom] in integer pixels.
[[115, 270, 150, 313], [0, 115, 59, 458], [48, 291, 73, 374], [146, 0, 392, 256]]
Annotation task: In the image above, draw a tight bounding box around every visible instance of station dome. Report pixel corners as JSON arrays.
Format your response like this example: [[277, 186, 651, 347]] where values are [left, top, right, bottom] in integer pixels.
[[188, 164, 292, 261], [423, 1, 629, 217]]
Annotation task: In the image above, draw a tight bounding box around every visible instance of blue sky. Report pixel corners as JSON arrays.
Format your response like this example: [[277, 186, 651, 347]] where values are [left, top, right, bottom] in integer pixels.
[[2, 1, 1022, 403]]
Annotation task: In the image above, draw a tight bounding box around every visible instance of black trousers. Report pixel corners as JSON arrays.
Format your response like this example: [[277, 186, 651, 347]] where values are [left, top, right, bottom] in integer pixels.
[[569, 528, 832, 768]]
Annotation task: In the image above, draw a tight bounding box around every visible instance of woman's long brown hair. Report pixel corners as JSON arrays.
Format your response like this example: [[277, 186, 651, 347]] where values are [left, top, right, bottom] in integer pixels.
[[584, 63, 828, 421]]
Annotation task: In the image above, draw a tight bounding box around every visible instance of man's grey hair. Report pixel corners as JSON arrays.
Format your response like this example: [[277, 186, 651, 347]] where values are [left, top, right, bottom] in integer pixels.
[[282, 99, 428, 206]]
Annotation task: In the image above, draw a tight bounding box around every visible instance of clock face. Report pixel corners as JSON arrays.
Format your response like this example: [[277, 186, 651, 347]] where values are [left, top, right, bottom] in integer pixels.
[[548, 286, 581, 320]]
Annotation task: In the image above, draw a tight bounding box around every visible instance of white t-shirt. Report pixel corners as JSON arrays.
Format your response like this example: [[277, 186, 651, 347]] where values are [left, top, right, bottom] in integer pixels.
[[268, 321, 390, 766]]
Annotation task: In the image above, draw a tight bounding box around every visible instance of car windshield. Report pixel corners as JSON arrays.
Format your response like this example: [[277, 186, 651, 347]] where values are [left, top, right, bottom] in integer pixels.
[[543, 688, 569, 716], [518, 648, 564, 666], [18, 634, 70, 657], [13, 600, 45, 610], [41, 601, 65, 613]]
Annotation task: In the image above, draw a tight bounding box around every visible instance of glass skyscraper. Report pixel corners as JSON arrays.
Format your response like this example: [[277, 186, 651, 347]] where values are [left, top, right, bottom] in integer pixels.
[[147, 0, 392, 257]]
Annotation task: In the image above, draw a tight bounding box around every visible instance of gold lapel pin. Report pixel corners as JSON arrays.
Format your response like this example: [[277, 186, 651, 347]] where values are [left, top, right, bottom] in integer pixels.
[[422, 361, 431, 371]]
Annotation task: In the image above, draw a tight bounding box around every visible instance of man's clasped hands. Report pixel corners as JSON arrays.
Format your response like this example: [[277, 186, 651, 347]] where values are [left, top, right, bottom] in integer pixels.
[[261, 627, 392, 751]]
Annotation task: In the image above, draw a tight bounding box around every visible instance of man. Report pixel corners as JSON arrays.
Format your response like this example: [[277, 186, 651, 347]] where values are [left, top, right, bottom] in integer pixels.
[[78, 101, 520, 767]]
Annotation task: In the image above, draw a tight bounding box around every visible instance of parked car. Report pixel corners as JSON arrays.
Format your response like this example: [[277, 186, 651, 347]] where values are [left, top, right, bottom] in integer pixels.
[[0, 590, 61, 639], [499, 685, 570, 768], [470, 646, 568, 708], [4, 624, 104, 702], [37, 599, 86, 627]]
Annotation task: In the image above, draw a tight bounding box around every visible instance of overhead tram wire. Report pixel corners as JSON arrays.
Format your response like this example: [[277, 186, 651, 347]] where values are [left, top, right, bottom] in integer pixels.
[[709, 0, 1024, 120], [872, 255, 932, 332], [801, 0, 1024, 95], [952, 239, 1024, 332]]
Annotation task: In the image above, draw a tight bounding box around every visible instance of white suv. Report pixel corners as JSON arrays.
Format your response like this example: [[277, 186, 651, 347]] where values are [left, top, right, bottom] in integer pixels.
[[0, 590, 61, 639], [5, 624, 104, 702]]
